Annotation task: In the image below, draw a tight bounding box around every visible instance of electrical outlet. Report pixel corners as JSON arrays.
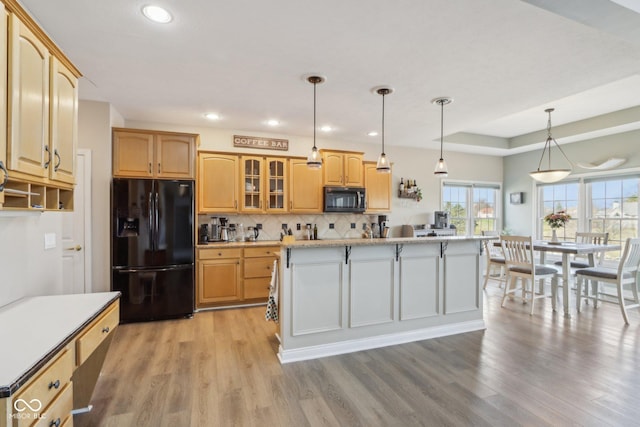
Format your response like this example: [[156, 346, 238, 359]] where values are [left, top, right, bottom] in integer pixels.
[[329, 223, 335, 229], [296, 223, 301, 231], [351, 223, 356, 229], [282, 223, 288, 230]]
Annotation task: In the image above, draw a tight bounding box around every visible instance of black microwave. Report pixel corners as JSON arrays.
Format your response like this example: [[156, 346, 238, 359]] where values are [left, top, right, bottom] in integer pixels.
[[324, 187, 366, 213]]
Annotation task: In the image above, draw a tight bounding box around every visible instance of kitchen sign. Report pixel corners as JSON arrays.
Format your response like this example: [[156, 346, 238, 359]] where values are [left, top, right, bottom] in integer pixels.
[[233, 135, 289, 151]]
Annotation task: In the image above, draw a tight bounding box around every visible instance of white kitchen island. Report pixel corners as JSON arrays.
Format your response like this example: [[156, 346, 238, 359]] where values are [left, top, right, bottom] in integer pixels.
[[277, 236, 490, 363]]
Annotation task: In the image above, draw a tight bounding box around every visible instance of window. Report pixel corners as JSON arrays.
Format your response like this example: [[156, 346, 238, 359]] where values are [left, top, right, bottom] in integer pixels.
[[442, 182, 501, 236], [537, 182, 579, 240], [586, 176, 639, 259]]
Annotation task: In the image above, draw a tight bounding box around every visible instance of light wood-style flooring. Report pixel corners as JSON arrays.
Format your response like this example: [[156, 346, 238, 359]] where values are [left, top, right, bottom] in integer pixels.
[[76, 282, 640, 426]]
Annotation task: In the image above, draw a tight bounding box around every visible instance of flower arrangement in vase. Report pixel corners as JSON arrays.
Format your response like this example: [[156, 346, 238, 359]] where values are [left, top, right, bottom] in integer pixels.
[[544, 210, 571, 243]]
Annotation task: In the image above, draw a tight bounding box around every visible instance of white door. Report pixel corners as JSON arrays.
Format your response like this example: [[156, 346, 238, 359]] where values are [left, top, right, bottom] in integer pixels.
[[62, 149, 92, 294]]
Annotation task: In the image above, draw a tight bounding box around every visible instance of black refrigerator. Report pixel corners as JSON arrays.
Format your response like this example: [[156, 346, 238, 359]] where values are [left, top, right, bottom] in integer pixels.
[[111, 178, 194, 322]]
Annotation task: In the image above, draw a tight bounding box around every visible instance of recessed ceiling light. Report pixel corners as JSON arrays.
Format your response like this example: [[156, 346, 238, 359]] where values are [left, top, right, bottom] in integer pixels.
[[267, 119, 280, 126], [142, 5, 173, 23], [320, 125, 332, 132], [205, 113, 220, 120], [368, 131, 378, 137]]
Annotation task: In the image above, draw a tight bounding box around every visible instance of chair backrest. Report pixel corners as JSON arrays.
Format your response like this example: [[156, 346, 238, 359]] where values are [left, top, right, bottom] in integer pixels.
[[482, 230, 502, 259], [618, 238, 640, 278], [575, 231, 609, 265], [501, 235, 534, 270]]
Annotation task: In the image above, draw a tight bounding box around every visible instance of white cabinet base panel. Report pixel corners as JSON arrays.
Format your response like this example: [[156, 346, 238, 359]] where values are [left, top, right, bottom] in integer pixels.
[[278, 319, 485, 363]]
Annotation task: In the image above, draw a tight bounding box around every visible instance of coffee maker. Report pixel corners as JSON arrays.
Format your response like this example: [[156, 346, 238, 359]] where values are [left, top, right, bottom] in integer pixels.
[[433, 211, 449, 229], [209, 217, 221, 241], [378, 215, 390, 238]]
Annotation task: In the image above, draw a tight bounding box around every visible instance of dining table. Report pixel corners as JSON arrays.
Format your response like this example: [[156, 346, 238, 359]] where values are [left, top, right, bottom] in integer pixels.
[[494, 240, 621, 318]]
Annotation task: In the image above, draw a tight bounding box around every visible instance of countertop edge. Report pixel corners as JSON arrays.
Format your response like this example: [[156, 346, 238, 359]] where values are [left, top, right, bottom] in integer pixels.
[[0, 291, 121, 398]]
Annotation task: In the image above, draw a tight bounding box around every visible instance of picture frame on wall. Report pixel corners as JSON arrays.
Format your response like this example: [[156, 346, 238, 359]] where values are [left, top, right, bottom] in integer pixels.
[[510, 192, 524, 204]]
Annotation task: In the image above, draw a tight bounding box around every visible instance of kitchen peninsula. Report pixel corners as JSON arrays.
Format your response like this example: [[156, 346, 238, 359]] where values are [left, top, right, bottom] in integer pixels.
[[277, 236, 490, 363]]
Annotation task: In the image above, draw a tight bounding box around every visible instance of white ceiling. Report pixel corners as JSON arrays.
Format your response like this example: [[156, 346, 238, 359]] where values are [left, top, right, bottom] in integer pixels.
[[19, 0, 640, 155]]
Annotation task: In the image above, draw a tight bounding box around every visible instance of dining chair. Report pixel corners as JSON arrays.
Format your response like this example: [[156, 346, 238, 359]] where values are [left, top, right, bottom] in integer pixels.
[[575, 237, 640, 324], [482, 230, 505, 289], [551, 231, 609, 309], [501, 235, 559, 315]]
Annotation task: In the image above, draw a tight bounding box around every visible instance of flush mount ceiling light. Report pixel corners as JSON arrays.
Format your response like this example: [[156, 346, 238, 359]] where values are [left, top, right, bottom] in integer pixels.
[[432, 97, 453, 178], [204, 113, 220, 120], [306, 75, 325, 169], [267, 119, 280, 126], [529, 108, 573, 183], [320, 125, 332, 132], [142, 5, 173, 23], [368, 131, 378, 137], [375, 87, 393, 174]]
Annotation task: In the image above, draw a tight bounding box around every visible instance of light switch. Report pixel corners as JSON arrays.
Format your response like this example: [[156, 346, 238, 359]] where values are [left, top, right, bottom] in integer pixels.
[[44, 233, 56, 250]]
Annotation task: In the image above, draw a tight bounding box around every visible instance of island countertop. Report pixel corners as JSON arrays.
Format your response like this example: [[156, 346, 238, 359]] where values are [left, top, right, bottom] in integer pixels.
[[280, 235, 492, 249]]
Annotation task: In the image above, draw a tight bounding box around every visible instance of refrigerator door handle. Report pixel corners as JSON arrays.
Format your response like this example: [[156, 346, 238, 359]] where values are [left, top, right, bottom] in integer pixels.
[[148, 192, 154, 251], [155, 192, 160, 250], [116, 265, 193, 273]]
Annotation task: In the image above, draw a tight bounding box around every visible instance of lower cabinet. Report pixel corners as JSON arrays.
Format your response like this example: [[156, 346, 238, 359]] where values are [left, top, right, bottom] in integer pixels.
[[196, 245, 278, 308]]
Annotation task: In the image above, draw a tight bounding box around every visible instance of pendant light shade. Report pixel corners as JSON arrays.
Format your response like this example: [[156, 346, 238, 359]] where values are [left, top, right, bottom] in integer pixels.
[[432, 97, 453, 178], [306, 76, 325, 169], [529, 108, 572, 183], [375, 87, 393, 174]]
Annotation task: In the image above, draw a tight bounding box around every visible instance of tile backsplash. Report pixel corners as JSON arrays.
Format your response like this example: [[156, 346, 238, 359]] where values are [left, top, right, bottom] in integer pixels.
[[198, 213, 385, 241]]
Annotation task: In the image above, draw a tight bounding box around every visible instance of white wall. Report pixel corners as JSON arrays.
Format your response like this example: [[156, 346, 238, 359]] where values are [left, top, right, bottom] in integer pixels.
[[503, 129, 640, 235], [0, 213, 64, 306], [77, 100, 123, 292]]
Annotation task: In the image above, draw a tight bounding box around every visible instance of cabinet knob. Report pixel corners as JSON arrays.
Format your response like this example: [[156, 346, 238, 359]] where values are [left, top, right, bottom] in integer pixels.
[[102, 326, 110, 333], [48, 379, 60, 390], [218, 252, 222, 256], [50, 418, 61, 427]]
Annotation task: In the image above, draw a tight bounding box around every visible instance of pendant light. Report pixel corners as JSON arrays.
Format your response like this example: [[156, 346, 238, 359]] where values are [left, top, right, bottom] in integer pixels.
[[306, 76, 325, 169], [529, 108, 573, 183], [432, 97, 453, 177], [375, 87, 393, 173]]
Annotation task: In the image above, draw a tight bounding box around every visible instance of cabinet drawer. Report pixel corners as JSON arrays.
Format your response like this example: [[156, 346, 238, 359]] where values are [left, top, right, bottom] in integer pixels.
[[76, 302, 119, 365], [244, 257, 275, 278], [33, 382, 73, 427], [244, 277, 271, 300], [244, 246, 279, 258], [14, 349, 73, 425], [198, 248, 242, 260]]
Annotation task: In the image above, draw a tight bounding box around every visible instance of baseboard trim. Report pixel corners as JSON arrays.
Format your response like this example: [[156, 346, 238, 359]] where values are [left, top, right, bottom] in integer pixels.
[[277, 319, 486, 364]]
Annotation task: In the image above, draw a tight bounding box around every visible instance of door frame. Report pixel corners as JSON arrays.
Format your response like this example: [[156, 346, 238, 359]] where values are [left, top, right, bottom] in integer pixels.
[[78, 149, 93, 292]]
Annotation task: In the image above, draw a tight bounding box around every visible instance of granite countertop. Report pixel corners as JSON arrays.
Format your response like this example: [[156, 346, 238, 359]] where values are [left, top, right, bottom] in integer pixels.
[[280, 235, 491, 249]]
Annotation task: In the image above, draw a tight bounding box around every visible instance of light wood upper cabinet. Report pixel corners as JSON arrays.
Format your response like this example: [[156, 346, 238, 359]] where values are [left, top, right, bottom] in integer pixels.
[[364, 161, 392, 213], [239, 156, 289, 213], [320, 150, 364, 187], [240, 155, 264, 212], [198, 152, 238, 213], [290, 158, 322, 213], [265, 157, 287, 213], [49, 57, 78, 185], [7, 13, 50, 179], [156, 133, 195, 178], [113, 129, 196, 179], [113, 130, 154, 177]]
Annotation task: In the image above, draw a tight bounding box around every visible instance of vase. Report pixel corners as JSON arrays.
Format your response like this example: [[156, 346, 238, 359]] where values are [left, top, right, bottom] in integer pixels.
[[551, 229, 558, 243]]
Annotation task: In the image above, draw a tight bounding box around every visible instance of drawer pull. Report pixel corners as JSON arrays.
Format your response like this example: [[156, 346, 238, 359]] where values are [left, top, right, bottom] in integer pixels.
[[50, 418, 61, 427], [102, 326, 110, 333], [48, 379, 60, 390]]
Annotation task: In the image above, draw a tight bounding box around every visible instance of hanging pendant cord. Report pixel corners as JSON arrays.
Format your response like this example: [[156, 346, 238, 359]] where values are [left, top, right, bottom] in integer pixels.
[[535, 108, 574, 171], [313, 82, 317, 149], [381, 92, 385, 154], [439, 101, 444, 159]]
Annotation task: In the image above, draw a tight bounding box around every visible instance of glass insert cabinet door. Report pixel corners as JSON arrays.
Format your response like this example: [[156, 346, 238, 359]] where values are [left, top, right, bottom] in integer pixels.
[[242, 157, 262, 211], [267, 158, 287, 212]]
